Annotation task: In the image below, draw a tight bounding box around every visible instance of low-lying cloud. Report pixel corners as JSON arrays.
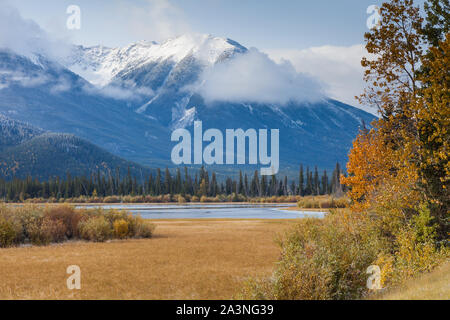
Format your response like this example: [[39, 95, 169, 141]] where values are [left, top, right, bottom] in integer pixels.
[[194, 49, 325, 105], [83, 82, 154, 102], [0, 1, 71, 62], [265, 45, 377, 114], [0, 70, 49, 90]]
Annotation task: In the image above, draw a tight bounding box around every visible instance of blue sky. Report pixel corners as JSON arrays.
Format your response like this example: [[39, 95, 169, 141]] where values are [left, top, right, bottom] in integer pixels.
[[11, 0, 390, 49], [4, 0, 426, 112]]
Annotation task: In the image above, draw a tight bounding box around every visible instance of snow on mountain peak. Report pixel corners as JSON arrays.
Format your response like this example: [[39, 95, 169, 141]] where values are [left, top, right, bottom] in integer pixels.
[[65, 34, 247, 86], [157, 34, 246, 64]]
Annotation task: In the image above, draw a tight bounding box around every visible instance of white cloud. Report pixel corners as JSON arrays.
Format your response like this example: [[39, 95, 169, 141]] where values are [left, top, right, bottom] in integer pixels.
[[265, 45, 378, 114], [0, 1, 71, 61], [193, 48, 325, 105], [83, 82, 154, 101], [126, 0, 191, 42], [0, 70, 49, 89], [50, 76, 72, 94]]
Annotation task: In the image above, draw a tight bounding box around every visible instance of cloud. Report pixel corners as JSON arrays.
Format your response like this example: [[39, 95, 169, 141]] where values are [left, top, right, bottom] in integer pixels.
[[193, 48, 325, 105], [50, 76, 72, 94], [83, 81, 154, 101], [265, 45, 377, 114], [0, 70, 49, 90], [0, 1, 71, 61], [126, 0, 191, 42]]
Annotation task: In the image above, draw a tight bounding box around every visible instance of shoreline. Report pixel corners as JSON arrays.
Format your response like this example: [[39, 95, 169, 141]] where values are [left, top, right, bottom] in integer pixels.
[[4, 202, 298, 206]]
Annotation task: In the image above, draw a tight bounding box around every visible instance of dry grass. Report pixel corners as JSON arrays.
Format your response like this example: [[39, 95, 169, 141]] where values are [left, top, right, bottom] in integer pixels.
[[0, 219, 294, 300], [373, 260, 450, 300]]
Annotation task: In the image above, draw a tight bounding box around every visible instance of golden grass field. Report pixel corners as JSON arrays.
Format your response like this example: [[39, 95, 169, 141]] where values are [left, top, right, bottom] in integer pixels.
[[0, 219, 294, 300], [374, 260, 450, 300]]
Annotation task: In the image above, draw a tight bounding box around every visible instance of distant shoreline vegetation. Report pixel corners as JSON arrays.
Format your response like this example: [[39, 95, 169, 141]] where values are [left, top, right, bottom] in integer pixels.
[[0, 164, 346, 203]]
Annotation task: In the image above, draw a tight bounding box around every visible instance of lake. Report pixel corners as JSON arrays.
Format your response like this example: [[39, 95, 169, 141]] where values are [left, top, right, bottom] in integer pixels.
[[78, 203, 327, 219]]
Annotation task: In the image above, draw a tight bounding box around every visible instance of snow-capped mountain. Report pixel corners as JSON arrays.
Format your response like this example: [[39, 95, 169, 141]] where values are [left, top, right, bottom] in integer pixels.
[[0, 34, 376, 174], [64, 34, 249, 125], [65, 34, 247, 87], [0, 49, 172, 167]]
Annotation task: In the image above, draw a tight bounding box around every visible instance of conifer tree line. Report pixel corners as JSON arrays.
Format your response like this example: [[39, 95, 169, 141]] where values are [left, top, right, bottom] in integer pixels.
[[0, 163, 344, 201]]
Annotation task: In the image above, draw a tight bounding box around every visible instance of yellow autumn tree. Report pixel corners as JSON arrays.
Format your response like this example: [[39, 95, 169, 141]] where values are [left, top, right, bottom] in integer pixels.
[[341, 128, 392, 211], [343, 0, 448, 236], [416, 33, 450, 236]]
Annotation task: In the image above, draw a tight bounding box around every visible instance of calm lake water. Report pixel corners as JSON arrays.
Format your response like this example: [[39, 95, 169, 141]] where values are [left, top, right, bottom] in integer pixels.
[[78, 204, 326, 219]]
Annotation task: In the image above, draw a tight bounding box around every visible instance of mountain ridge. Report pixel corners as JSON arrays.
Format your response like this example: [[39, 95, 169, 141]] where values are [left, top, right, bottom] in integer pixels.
[[0, 34, 376, 175]]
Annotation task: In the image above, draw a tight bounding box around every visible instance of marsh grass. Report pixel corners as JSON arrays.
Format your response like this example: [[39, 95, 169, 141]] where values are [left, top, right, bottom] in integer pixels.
[[371, 260, 450, 300], [0, 219, 292, 299]]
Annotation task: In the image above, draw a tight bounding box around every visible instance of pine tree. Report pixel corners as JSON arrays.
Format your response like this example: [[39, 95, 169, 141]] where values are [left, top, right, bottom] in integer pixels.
[[299, 165, 304, 196], [164, 167, 172, 195], [211, 172, 218, 197], [260, 175, 267, 197], [238, 171, 245, 195], [250, 170, 260, 197], [244, 173, 249, 196], [175, 168, 182, 194], [155, 168, 162, 195], [321, 170, 329, 195], [313, 166, 319, 196]]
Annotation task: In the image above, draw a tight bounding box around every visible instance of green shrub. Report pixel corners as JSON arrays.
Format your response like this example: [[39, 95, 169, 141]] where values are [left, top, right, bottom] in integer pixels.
[[78, 216, 112, 242]]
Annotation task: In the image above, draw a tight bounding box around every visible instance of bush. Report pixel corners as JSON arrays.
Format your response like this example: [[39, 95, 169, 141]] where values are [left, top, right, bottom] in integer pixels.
[[240, 201, 448, 300], [239, 210, 385, 300], [44, 205, 82, 238], [27, 219, 52, 246], [15, 207, 46, 245], [0, 205, 155, 247], [113, 219, 129, 239], [78, 216, 112, 242], [0, 217, 17, 248], [297, 196, 349, 209], [103, 196, 120, 203], [177, 195, 186, 203], [133, 218, 155, 239], [41, 217, 67, 243], [379, 204, 448, 286]]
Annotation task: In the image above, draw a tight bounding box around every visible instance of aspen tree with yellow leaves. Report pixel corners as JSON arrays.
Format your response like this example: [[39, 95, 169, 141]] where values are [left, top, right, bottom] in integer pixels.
[[343, 0, 449, 239]]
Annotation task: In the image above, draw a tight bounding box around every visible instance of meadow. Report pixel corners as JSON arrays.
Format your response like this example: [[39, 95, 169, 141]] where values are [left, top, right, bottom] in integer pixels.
[[373, 261, 450, 300], [0, 219, 293, 299]]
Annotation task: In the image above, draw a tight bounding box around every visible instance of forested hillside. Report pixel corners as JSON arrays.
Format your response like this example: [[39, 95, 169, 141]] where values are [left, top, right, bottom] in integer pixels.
[[0, 114, 152, 180]]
